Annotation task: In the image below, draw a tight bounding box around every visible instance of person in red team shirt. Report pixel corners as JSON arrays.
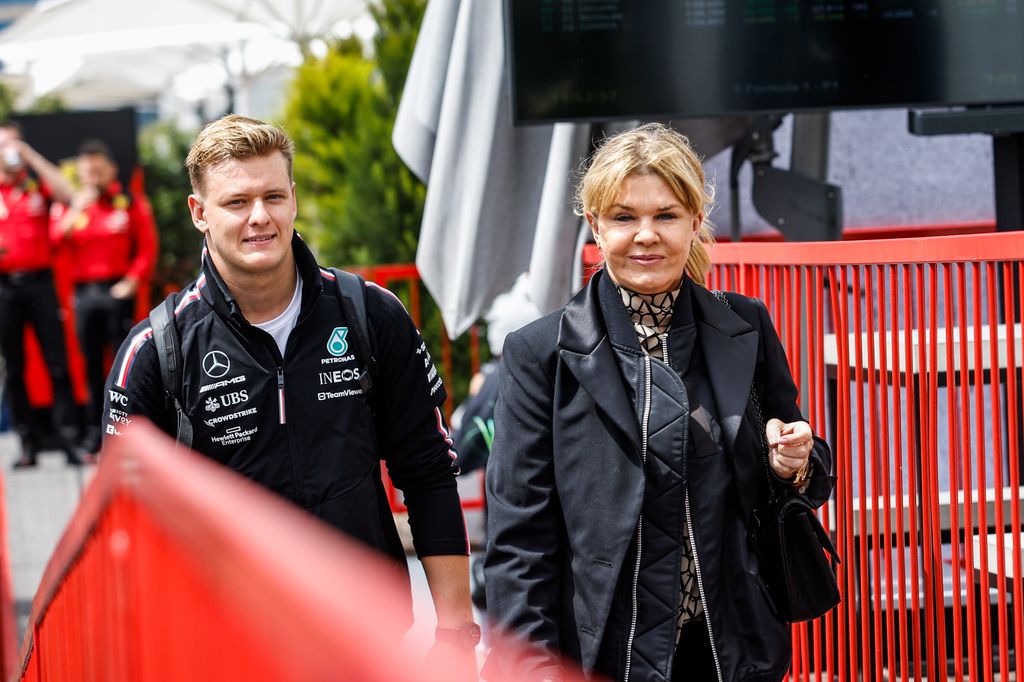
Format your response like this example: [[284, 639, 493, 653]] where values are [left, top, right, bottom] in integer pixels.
[[0, 121, 90, 467], [52, 139, 157, 456]]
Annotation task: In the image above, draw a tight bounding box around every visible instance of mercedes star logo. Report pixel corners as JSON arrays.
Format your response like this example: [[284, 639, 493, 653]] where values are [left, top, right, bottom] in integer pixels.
[[202, 350, 231, 378]]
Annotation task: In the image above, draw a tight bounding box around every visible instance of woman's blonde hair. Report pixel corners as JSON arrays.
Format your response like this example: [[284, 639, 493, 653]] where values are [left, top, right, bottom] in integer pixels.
[[575, 123, 716, 284]]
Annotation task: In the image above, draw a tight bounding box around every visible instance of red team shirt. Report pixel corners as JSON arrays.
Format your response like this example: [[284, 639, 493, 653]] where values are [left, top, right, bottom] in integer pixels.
[[0, 176, 54, 273], [51, 182, 158, 283]]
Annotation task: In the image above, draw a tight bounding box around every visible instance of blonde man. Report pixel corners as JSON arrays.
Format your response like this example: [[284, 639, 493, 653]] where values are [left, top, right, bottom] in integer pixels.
[[102, 116, 477, 661]]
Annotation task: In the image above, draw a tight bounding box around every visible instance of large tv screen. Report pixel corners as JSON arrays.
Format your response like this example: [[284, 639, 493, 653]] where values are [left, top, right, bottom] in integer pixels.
[[506, 0, 1024, 123]]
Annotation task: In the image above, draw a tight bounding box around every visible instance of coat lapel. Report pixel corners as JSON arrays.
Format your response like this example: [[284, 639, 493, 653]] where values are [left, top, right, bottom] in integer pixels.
[[558, 272, 642, 448], [692, 286, 759, 455]]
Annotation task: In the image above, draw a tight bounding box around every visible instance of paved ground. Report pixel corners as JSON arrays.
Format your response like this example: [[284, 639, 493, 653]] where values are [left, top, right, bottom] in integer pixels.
[[0, 430, 486, 655], [0, 431, 95, 642]]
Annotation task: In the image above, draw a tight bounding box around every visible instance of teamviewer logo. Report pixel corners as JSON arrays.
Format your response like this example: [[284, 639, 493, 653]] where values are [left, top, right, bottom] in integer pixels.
[[202, 350, 231, 378]]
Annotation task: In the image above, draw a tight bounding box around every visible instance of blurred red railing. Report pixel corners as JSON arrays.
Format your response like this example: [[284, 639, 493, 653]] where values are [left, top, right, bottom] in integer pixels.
[[0, 471, 17, 681], [348, 263, 484, 421], [710, 230, 1024, 682], [348, 263, 486, 514], [14, 422, 593, 682]]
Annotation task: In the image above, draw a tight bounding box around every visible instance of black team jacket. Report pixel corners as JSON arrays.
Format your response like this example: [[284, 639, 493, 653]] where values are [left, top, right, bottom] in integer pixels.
[[103, 235, 469, 625]]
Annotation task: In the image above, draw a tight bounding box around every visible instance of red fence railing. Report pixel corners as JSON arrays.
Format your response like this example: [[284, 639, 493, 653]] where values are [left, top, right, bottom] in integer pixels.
[[11, 229, 1023, 680], [0, 470, 17, 681], [348, 263, 486, 513], [14, 422, 592, 682], [710, 230, 1024, 682]]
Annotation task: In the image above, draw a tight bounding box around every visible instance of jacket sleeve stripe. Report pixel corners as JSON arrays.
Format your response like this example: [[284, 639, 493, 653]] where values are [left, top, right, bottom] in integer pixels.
[[115, 327, 154, 388], [435, 404, 470, 553], [321, 271, 403, 309], [366, 281, 405, 308], [173, 273, 206, 316], [433, 406, 458, 463]]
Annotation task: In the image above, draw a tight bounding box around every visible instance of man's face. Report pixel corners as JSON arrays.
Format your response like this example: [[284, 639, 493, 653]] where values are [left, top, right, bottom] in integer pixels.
[[187, 152, 297, 281], [76, 153, 118, 190]]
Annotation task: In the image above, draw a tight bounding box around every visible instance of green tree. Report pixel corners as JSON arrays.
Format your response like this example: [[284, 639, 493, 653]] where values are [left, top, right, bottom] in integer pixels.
[[0, 81, 16, 121], [371, 0, 426, 107], [281, 0, 426, 267], [280, 0, 484, 405], [26, 93, 69, 114], [138, 120, 201, 299]]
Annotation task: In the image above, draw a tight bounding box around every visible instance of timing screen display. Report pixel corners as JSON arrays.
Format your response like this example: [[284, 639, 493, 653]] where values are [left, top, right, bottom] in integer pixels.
[[507, 0, 1024, 122]]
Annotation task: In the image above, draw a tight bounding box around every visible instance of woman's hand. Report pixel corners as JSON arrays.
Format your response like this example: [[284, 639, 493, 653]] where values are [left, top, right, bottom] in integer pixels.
[[765, 418, 813, 482]]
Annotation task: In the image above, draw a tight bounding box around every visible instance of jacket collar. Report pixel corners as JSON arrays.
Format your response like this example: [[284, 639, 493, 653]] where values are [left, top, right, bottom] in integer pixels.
[[200, 232, 324, 326], [558, 268, 759, 454], [558, 270, 643, 446]]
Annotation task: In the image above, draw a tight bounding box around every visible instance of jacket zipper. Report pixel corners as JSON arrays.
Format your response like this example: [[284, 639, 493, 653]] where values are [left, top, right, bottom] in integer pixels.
[[662, 331, 722, 682], [276, 367, 286, 424], [623, 353, 652, 682], [686, 491, 723, 682]]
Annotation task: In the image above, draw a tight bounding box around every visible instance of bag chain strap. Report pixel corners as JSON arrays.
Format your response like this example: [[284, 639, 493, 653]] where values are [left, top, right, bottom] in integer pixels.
[[711, 290, 778, 505]]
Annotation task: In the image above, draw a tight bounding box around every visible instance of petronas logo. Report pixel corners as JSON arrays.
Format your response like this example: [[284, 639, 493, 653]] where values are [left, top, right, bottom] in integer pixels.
[[327, 327, 349, 357]]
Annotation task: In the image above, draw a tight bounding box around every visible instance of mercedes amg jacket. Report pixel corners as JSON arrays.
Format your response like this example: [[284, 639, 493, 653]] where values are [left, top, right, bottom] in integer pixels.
[[103, 236, 469, 605]]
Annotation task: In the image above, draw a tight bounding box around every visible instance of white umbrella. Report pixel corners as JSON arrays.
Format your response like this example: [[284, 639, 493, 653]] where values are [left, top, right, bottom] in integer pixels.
[[394, 0, 590, 338], [0, 0, 369, 111], [0, 0, 273, 63], [28, 52, 181, 109], [206, 0, 370, 51]]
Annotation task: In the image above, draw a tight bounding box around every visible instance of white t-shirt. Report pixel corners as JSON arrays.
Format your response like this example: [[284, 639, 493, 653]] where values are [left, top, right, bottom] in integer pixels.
[[254, 269, 302, 356]]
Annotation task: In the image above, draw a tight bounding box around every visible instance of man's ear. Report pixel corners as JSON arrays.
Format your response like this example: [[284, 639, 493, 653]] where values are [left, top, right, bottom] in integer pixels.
[[188, 194, 208, 234], [291, 181, 297, 219]]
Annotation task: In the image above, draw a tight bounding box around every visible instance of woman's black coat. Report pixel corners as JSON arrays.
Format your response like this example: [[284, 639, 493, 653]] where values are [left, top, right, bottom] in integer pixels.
[[483, 271, 833, 682]]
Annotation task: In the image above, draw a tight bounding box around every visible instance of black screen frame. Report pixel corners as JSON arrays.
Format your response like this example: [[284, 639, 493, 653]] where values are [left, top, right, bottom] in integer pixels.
[[505, 0, 1024, 125]]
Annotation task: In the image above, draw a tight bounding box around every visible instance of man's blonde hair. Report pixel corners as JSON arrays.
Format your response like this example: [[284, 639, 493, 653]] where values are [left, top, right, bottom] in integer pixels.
[[185, 114, 295, 193], [576, 123, 716, 284]]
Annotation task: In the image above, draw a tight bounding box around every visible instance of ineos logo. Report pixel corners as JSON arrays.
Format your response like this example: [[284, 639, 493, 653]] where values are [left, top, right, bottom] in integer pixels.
[[202, 350, 231, 378]]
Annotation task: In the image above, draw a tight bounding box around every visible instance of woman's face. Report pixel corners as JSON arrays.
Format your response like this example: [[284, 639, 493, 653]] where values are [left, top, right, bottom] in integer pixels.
[[589, 172, 701, 295]]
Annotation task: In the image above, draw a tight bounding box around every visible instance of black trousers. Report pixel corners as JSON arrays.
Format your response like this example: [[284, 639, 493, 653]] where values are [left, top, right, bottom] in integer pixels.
[[672, 619, 718, 681], [0, 270, 79, 453], [74, 280, 134, 449]]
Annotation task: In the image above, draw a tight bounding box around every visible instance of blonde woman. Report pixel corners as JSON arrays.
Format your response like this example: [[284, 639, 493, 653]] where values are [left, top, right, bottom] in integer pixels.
[[484, 123, 832, 682]]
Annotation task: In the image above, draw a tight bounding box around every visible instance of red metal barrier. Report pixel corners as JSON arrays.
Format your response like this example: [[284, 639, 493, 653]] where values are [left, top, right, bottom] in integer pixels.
[[15, 421, 590, 682], [710, 230, 1024, 682], [0, 470, 17, 681], [348, 263, 486, 514]]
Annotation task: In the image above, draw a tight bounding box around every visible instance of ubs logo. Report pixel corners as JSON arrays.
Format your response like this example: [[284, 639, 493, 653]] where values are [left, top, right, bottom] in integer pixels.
[[202, 350, 231, 378], [220, 390, 249, 407]]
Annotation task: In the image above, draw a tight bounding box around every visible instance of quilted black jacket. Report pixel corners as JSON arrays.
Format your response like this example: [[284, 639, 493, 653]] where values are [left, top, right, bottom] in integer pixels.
[[484, 270, 833, 682]]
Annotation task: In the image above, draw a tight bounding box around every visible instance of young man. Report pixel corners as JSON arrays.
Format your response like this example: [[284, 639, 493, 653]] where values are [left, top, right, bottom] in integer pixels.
[[53, 138, 157, 456], [0, 121, 87, 467], [102, 115, 477, 658]]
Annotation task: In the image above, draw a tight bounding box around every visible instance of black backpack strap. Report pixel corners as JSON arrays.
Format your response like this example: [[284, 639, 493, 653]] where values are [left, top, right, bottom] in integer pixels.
[[149, 294, 193, 449], [330, 268, 377, 396]]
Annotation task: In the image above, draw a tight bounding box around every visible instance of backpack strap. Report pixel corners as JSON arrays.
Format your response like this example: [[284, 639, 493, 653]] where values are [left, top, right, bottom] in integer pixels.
[[149, 294, 193, 449], [330, 268, 377, 396]]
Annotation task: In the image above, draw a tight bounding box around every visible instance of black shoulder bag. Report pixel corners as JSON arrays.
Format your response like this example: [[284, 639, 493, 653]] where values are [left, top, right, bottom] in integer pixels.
[[712, 290, 841, 623]]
